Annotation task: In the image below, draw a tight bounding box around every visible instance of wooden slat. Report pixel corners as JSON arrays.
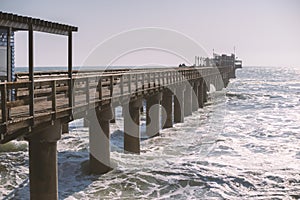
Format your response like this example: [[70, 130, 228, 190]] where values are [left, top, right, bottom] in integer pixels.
[[1, 84, 8, 123]]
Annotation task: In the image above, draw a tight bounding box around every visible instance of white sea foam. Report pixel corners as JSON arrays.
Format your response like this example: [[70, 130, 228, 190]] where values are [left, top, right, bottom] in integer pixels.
[[1, 66, 300, 199]]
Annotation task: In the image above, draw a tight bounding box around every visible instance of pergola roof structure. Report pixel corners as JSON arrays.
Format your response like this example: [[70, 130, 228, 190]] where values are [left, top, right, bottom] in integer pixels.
[[0, 11, 78, 117], [0, 11, 78, 35]]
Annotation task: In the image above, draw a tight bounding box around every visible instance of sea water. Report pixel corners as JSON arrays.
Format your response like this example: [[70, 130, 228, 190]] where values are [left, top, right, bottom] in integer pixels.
[[0, 66, 299, 199]]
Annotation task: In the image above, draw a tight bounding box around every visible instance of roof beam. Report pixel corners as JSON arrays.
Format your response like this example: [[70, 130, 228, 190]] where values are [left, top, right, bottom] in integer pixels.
[[0, 12, 78, 36]]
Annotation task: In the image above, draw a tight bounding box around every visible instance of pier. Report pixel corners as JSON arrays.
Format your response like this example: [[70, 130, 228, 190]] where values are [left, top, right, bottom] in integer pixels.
[[0, 12, 240, 200]]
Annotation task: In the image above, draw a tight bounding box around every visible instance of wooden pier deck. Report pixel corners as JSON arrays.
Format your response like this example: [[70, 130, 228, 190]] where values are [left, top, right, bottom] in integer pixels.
[[0, 66, 234, 143], [0, 11, 241, 200]]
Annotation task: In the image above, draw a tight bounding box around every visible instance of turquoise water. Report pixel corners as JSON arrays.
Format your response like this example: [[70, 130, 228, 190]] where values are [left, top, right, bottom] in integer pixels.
[[1, 66, 300, 199]]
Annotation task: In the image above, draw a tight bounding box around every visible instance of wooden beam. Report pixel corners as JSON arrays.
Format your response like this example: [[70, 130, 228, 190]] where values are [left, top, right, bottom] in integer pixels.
[[6, 27, 12, 82], [1, 84, 8, 123], [68, 31, 73, 109], [29, 27, 34, 120]]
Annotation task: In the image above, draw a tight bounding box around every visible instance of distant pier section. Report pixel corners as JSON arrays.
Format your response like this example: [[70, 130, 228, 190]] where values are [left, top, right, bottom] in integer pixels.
[[0, 12, 242, 200]]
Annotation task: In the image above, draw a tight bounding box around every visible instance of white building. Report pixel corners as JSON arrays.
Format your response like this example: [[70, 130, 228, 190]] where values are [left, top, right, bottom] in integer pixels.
[[0, 28, 15, 81]]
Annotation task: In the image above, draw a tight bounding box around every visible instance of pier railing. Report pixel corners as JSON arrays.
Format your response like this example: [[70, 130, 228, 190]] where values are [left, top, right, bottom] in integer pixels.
[[0, 66, 233, 143]]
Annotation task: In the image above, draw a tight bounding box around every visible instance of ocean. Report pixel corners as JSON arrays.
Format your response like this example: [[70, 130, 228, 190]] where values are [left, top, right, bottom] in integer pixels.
[[0, 66, 299, 199]]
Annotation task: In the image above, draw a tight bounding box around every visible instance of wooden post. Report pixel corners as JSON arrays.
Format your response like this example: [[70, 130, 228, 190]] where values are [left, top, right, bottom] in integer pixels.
[[135, 73, 138, 91], [85, 77, 90, 106], [128, 74, 131, 94], [98, 77, 102, 100], [51, 80, 56, 121], [29, 27, 34, 121], [6, 27, 12, 82], [68, 31, 73, 111], [142, 73, 145, 90], [148, 73, 151, 88], [120, 75, 124, 95], [1, 84, 8, 123], [110, 75, 113, 97]]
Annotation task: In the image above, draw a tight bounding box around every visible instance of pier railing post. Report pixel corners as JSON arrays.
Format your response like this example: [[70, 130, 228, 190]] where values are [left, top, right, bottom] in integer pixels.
[[68, 31, 73, 114], [25, 121, 62, 200], [88, 105, 114, 174], [28, 27, 34, 124], [123, 98, 143, 154]]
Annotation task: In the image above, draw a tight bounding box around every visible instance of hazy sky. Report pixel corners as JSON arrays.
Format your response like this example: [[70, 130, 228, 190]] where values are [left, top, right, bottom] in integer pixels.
[[1, 0, 300, 67]]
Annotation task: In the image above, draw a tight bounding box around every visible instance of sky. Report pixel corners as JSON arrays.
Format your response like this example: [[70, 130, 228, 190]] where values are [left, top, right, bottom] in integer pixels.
[[1, 0, 300, 68]]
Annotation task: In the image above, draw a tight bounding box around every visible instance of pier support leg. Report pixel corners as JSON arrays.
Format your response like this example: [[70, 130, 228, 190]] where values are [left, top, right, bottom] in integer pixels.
[[110, 107, 116, 123], [26, 121, 62, 200], [184, 83, 192, 116], [62, 123, 69, 134], [174, 85, 185, 123], [146, 93, 162, 138], [198, 79, 204, 108], [161, 90, 173, 129], [83, 118, 89, 127], [203, 80, 208, 103], [192, 82, 199, 112], [88, 105, 114, 174], [123, 98, 142, 154]]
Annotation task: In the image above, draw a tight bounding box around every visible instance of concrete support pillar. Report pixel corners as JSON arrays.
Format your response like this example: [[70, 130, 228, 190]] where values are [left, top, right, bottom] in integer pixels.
[[62, 123, 69, 134], [161, 90, 173, 129], [203, 80, 208, 103], [83, 118, 89, 127], [184, 82, 192, 116], [198, 79, 204, 108], [110, 107, 116, 123], [174, 85, 185, 123], [146, 93, 162, 138], [215, 75, 221, 91], [88, 105, 114, 174], [123, 98, 143, 154], [192, 82, 199, 112], [26, 121, 62, 200]]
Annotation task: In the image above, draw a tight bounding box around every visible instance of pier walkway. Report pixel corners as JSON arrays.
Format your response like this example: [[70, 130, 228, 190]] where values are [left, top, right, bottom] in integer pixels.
[[0, 11, 239, 200]]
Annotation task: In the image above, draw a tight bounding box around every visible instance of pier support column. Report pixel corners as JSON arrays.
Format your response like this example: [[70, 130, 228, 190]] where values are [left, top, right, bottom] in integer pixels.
[[146, 93, 162, 138], [26, 121, 62, 200], [203, 80, 208, 103], [110, 107, 116, 123], [174, 84, 185, 123], [123, 98, 143, 154], [88, 105, 114, 174], [83, 118, 89, 127], [62, 123, 69, 134], [184, 82, 193, 116], [192, 82, 199, 112], [198, 79, 204, 108], [215, 75, 223, 91], [161, 90, 173, 129]]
